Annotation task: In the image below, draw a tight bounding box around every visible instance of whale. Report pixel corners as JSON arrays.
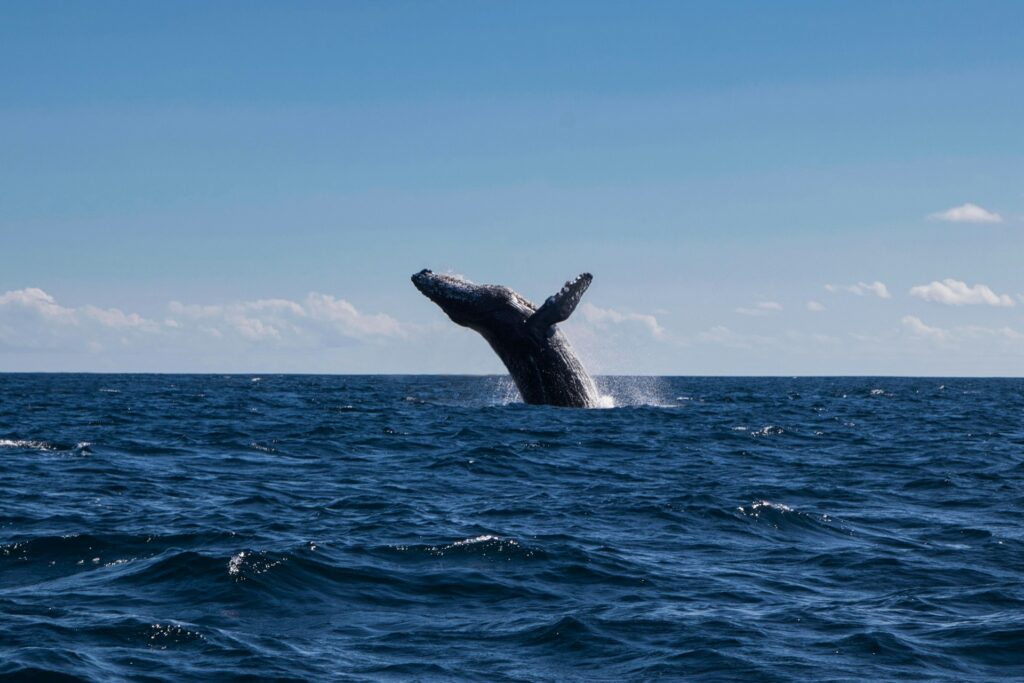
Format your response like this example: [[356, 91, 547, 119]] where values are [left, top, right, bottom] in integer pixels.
[[412, 269, 600, 408]]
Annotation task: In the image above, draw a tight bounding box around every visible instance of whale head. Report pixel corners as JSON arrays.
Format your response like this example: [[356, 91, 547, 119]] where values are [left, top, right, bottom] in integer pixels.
[[411, 269, 534, 329]]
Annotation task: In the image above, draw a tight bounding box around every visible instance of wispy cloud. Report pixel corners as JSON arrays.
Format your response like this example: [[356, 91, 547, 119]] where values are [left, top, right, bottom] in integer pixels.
[[825, 281, 891, 299], [928, 203, 1003, 224], [903, 315, 1024, 345], [806, 300, 825, 312], [578, 302, 665, 338], [909, 279, 1015, 307], [902, 315, 947, 340], [736, 301, 783, 316], [697, 325, 761, 349], [693, 326, 837, 351]]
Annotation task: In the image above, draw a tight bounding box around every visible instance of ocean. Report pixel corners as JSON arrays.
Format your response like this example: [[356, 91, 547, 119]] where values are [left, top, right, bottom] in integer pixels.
[[1, 374, 1022, 681]]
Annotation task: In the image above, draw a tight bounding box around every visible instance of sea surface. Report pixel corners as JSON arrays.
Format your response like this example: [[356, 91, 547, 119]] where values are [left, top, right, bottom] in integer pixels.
[[1, 374, 1023, 682]]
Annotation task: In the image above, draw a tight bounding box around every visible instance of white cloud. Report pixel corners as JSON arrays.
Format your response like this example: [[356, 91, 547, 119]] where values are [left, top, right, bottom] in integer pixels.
[[0, 287, 78, 324], [578, 302, 664, 339], [0, 287, 161, 350], [806, 300, 825, 312], [825, 281, 891, 299], [168, 293, 406, 344], [736, 301, 783, 316], [902, 315, 947, 340], [304, 293, 405, 338], [929, 203, 1003, 224], [82, 305, 160, 330], [909, 279, 1015, 307], [0, 287, 405, 353]]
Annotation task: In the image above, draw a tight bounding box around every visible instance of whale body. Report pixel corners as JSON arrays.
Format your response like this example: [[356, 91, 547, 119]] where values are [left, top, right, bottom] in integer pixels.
[[412, 269, 599, 408]]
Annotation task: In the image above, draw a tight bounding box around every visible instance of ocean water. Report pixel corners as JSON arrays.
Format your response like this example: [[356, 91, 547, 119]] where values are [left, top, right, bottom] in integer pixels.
[[1, 374, 1023, 682]]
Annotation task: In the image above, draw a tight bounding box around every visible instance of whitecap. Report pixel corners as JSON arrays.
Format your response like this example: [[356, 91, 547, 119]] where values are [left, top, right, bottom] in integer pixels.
[[738, 500, 793, 516], [227, 551, 246, 576], [428, 534, 524, 556], [751, 425, 784, 437], [450, 534, 500, 547], [0, 439, 56, 451], [228, 550, 284, 578]]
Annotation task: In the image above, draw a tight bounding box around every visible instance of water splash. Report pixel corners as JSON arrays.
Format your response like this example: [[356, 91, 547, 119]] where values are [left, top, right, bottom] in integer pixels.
[[486, 376, 675, 408], [594, 376, 674, 407], [492, 377, 521, 405]]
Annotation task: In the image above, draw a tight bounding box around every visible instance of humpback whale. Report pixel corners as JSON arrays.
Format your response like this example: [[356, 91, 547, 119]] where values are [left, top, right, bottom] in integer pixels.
[[412, 269, 600, 408]]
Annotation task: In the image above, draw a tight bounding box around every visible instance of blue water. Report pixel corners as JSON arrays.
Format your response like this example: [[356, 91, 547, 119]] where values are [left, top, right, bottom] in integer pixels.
[[1, 374, 1023, 681]]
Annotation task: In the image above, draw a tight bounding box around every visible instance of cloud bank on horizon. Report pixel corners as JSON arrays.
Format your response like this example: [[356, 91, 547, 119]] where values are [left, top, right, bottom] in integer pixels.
[[4, 278, 1024, 376], [1, 3, 1022, 375]]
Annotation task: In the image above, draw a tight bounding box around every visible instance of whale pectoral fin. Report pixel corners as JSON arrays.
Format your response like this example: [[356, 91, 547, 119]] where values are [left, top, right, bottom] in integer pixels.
[[528, 273, 593, 332]]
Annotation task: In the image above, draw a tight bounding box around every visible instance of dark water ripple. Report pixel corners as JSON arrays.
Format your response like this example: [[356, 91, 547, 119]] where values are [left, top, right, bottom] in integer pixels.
[[1, 375, 1023, 681]]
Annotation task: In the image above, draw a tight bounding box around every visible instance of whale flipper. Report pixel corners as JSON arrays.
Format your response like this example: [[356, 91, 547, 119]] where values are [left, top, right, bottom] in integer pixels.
[[528, 273, 593, 332]]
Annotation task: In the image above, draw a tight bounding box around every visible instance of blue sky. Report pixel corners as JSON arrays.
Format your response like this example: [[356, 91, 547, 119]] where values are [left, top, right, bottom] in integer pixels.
[[2, 1, 1023, 374]]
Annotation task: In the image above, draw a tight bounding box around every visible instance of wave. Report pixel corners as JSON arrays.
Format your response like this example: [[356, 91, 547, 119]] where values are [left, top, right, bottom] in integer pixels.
[[3, 374, 1024, 681]]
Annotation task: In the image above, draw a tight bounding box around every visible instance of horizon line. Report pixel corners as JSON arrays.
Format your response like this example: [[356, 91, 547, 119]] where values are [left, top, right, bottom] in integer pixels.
[[1, 372, 1022, 379]]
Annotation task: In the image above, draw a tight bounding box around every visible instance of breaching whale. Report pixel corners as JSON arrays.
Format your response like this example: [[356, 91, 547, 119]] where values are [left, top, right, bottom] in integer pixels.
[[411, 269, 600, 408]]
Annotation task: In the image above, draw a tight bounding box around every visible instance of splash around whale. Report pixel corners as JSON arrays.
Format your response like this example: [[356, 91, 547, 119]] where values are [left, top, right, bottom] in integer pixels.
[[412, 269, 600, 408]]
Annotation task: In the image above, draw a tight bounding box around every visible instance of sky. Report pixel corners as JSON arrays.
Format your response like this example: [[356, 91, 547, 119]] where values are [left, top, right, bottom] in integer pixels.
[[2, 1, 1024, 375]]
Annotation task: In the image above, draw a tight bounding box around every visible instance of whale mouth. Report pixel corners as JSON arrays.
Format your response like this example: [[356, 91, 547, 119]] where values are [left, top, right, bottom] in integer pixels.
[[410, 269, 432, 292], [411, 269, 440, 297]]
